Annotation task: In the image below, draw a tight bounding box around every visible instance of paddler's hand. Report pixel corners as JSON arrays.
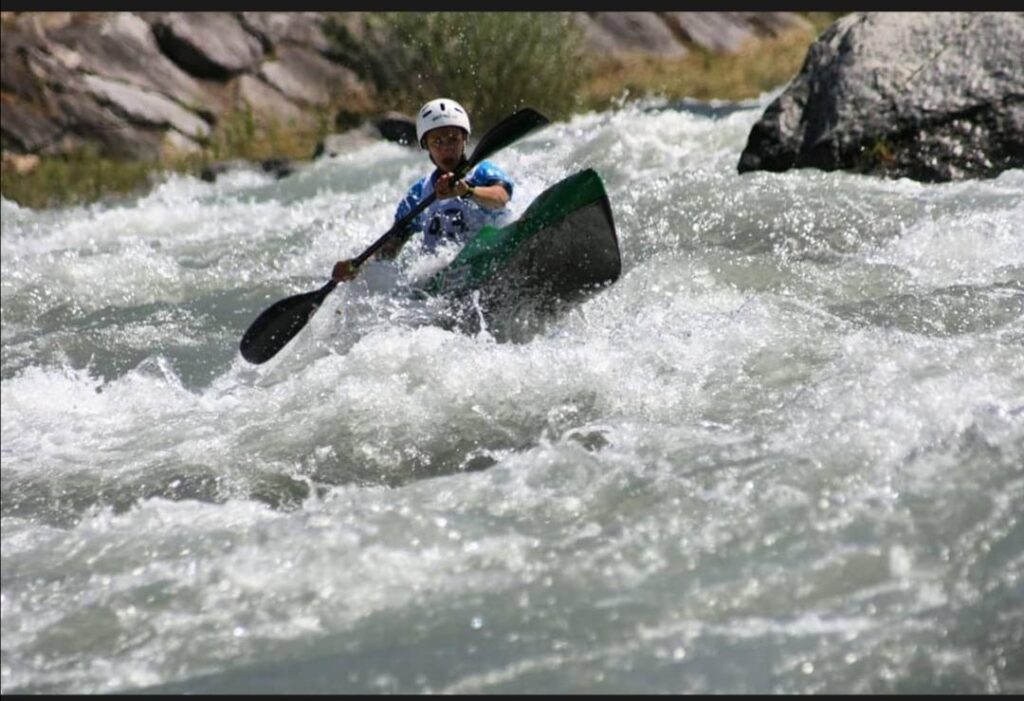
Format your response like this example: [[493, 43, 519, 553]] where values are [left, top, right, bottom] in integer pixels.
[[332, 259, 358, 282], [435, 172, 472, 200]]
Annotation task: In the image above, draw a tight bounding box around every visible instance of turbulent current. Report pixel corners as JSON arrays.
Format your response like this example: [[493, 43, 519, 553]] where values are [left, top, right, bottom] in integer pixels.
[[2, 97, 1022, 694]]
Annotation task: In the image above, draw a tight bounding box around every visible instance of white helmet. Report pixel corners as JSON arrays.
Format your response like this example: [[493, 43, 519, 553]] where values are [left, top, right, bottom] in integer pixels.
[[416, 98, 471, 148]]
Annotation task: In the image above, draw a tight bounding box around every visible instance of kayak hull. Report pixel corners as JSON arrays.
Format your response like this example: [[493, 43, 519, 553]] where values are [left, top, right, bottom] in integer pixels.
[[417, 168, 621, 339]]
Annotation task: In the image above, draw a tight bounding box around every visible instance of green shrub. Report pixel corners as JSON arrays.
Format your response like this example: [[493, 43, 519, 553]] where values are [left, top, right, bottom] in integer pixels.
[[1, 147, 158, 209], [327, 12, 588, 133], [198, 106, 329, 163], [0, 108, 330, 209]]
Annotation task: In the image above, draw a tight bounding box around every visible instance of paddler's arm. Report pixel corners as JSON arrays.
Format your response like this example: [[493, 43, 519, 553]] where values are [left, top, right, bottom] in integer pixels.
[[436, 172, 510, 210], [464, 183, 510, 209], [331, 226, 412, 281], [378, 224, 415, 260]]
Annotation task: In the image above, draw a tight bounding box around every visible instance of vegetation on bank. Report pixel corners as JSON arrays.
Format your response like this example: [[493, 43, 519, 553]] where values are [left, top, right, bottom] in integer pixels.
[[1, 13, 841, 210], [325, 12, 588, 133]]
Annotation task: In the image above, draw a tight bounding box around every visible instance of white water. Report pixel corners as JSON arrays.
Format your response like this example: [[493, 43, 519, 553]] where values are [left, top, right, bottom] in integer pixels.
[[2, 98, 1023, 694]]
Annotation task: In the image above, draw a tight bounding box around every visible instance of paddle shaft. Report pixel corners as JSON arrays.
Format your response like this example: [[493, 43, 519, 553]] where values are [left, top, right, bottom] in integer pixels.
[[351, 161, 473, 268]]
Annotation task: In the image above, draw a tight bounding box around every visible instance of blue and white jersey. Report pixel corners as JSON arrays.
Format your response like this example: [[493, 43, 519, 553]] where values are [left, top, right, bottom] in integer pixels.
[[394, 160, 514, 253]]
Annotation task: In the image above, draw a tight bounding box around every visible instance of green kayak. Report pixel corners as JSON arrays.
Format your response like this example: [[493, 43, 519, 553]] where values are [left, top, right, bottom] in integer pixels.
[[415, 168, 621, 337]]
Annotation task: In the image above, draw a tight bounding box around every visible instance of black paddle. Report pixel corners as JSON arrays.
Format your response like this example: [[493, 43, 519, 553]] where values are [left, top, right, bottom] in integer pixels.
[[239, 107, 550, 365]]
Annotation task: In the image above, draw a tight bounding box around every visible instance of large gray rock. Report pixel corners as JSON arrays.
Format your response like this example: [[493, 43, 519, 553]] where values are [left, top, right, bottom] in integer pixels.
[[46, 88, 162, 159], [257, 45, 370, 109], [236, 74, 317, 131], [1, 34, 155, 158], [2, 21, 77, 102], [80, 74, 211, 140], [1, 30, 45, 99], [738, 12, 1024, 182], [48, 13, 212, 114], [150, 12, 264, 79], [663, 12, 812, 54], [1, 97, 63, 152], [662, 12, 759, 54], [735, 12, 814, 38], [374, 111, 416, 146], [574, 12, 688, 59], [238, 12, 330, 54], [313, 112, 416, 159], [314, 123, 380, 158]]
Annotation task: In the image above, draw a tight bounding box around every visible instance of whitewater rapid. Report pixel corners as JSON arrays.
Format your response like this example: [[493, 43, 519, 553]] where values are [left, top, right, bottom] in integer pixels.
[[2, 96, 1022, 693]]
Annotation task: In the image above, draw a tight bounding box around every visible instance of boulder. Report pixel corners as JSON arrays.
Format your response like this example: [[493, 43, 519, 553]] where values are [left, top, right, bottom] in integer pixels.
[[200, 157, 295, 182], [737, 12, 1024, 182], [150, 12, 264, 80], [200, 158, 250, 182], [662, 12, 759, 54], [160, 129, 202, 159], [52, 90, 164, 159], [1, 96, 63, 152], [314, 123, 380, 158], [3, 12, 74, 45], [1, 29, 48, 99], [80, 74, 211, 140], [573, 12, 687, 59], [259, 157, 295, 179], [313, 112, 416, 159], [734, 11, 814, 37], [238, 12, 330, 54], [1, 23, 81, 110], [235, 74, 318, 132], [662, 12, 812, 54], [257, 44, 371, 110], [47, 13, 212, 114], [374, 111, 416, 146]]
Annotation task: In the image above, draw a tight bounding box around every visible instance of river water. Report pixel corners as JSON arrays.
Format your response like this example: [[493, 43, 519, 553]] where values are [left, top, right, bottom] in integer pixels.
[[2, 97, 1022, 694]]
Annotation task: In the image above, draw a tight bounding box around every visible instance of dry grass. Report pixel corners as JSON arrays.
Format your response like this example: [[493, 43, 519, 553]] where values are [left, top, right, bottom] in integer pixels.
[[1, 150, 159, 210], [579, 23, 826, 107], [1, 108, 330, 210]]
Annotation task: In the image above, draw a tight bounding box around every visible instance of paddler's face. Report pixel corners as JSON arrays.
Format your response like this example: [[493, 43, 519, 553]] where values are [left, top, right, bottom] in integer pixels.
[[426, 126, 466, 171]]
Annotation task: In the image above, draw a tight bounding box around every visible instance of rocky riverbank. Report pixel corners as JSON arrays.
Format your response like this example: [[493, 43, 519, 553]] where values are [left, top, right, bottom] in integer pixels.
[[3, 11, 1020, 208], [0, 12, 813, 162]]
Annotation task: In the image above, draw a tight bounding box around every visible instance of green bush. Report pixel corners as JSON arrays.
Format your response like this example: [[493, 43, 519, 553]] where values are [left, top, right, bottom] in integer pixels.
[[0, 109, 330, 209], [327, 12, 588, 133], [1, 148, 158, 209]]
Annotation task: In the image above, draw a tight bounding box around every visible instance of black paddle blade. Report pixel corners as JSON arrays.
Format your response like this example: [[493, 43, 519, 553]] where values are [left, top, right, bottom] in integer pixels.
[[239, 280, 338, 364], [466, 108, 549, 168]]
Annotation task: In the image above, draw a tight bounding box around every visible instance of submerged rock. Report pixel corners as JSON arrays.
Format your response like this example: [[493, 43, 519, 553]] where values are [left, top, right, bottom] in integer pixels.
[[373, 111, 417, 146], [200, 157, 294, 182], [313, 112, 416, 158], [737, 12, 1024, 182]]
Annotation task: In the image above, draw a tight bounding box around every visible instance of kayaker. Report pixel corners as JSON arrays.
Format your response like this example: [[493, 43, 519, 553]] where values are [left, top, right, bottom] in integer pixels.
[[332, 98, 515, 282]]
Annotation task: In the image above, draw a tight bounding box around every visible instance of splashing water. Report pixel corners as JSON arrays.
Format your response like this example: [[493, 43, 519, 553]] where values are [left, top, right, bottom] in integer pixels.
[[2, 96, 1022, 694]]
